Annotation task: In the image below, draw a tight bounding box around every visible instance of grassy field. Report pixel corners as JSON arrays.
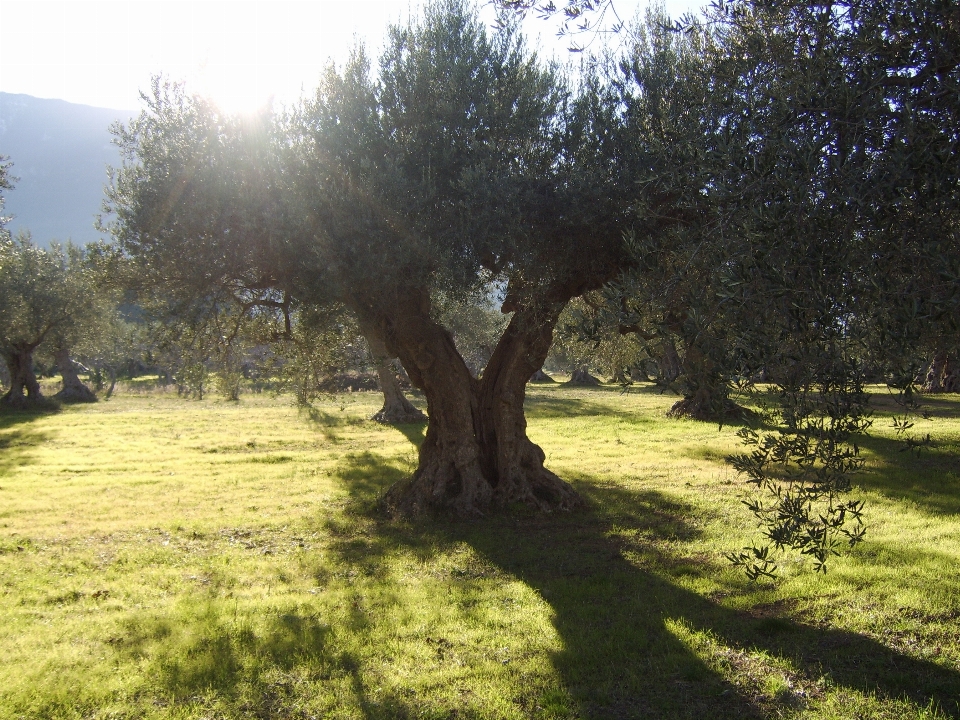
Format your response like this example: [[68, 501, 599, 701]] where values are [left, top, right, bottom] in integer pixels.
[[1, 381, 959, 719]]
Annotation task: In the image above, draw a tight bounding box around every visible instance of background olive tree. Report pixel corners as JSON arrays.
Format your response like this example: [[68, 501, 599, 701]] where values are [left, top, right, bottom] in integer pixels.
[[0, 235, 101, 408]]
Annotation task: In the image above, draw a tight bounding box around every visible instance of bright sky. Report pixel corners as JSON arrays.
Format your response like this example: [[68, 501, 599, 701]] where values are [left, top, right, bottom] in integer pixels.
[[0, 0, 699, 113]]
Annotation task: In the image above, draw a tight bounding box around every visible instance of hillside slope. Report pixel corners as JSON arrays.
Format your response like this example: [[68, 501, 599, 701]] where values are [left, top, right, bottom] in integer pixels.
[[0, 92, 130, 246]]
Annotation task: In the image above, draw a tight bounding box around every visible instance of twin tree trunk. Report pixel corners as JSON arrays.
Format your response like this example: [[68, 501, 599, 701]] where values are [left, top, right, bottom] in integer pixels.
[[367, 290, 583, 517], [0, 344, 44, 409], [53, 346, 97, 404]]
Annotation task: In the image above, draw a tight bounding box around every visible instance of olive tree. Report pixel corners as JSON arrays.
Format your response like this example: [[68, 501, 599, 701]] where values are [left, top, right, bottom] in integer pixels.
[[285, 1, 638, 516], [0, 156, 13, 239], [0, 158, 12, 396], [105, 1, 645, 516], [518, 0, 957, 570], [0, 236, 98, 408]]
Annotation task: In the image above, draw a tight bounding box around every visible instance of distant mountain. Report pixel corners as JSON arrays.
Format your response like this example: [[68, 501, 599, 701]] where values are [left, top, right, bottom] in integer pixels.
[[0, 92, 133, 246]]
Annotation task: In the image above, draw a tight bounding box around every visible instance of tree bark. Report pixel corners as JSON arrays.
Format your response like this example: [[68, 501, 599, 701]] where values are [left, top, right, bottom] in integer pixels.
[[667, 341, 747, 421], [657, 339, 682, 384], [371, 289, 582, 517], [366, 332, 427, 424], [946, 358, 960, 394], [53, 346, 97, 404], [0, 344, 45, 410], [922, 350, 959, 394], [568, 367, 600, 386], [476, 303, 584, 511], [609, 367, 629, 385], [922, 351, 947, 393], [377, 289, 493, 516]]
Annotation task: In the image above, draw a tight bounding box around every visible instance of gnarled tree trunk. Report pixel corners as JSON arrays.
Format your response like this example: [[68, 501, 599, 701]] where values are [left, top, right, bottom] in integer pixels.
[[366, 332, 427, 424], [0, 344, 45, 410], [947, 359, 960, 394], [105, 367, 118, 399], [667, 341, 747, 421], [567, 367, 600, 386], [609, 367, 629, 385], [372, 290, 583, 517], [657, 339, 682, 384], [922, 350, 960, 394], [476, 303, 583, 511], [378, 289, 493, 516], [53, 346, 97, 404]]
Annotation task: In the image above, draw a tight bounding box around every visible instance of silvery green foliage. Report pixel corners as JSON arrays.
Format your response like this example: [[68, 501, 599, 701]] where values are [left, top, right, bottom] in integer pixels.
[[0, 236, 96, 362], [705, 0, 957, 575], [0, 156, 13, 240], [567, 0, 956, 573], [728, 352, 870, 578]]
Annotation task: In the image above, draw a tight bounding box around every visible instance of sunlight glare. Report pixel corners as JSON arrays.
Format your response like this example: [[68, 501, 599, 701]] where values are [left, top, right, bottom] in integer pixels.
[[169, 2, 419, 114], [191, 63, 273, 116], [0, 1, 693, 113]]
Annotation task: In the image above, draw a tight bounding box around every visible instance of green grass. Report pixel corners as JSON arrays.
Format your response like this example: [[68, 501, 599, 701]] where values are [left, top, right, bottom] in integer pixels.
[[1, 382, 959, 719]]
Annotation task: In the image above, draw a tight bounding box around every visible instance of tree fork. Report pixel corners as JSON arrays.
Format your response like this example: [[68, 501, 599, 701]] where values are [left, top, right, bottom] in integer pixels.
[[375, 289, 493, 517], [371, 290, 582, 517]]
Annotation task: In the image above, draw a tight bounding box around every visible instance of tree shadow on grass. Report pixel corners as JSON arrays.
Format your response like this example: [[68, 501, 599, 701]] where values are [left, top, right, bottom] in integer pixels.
[[115, 603, 340, 709], [300, 404, 373, 443], [299, 406, 342, 442], [526, 394, 647, 421], [332, 451, 417, 509], [386, 421, 427, 448], [851, 540, 960, 600], [457, 492, 960, 718], [322, 462, 960, 719], [104, 448, 960, 719], [871, 391, 960, 420], [699, 390, 960, 517], [852, 430, 960, 516], [525, 389, 766, 436], [0, 410, 49, 477]]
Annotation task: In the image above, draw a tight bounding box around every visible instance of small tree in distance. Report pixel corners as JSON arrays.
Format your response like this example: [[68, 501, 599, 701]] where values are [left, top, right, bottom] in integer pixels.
[[0, 235, 97, 408]]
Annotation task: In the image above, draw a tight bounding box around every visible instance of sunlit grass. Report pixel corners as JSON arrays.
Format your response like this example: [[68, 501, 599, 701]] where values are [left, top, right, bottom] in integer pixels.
[[1, 382, 958, 718]]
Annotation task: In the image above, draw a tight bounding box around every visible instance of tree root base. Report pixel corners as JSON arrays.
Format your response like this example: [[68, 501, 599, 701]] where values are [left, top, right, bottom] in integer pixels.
[[381, 467, 584, 519], [667, 396, 754, 422], [54, 386, 98, 404], [566, 369, 600, 386], [371, 406, 427, 424], [921, 372, 960, 394]]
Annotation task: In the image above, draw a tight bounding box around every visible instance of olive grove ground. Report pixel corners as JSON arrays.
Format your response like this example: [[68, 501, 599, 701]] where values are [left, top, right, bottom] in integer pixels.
[[1, 381, 959, 719]]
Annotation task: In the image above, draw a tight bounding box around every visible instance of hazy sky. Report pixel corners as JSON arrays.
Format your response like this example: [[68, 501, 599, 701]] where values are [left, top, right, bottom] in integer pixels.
[[0, 0, 699, 113]]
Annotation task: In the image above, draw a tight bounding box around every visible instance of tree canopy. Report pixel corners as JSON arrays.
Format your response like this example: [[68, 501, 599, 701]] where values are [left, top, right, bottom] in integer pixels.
[[103, 0, 959, 537], [105, 0, 636, 516], [0, 235, 101, 408]]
